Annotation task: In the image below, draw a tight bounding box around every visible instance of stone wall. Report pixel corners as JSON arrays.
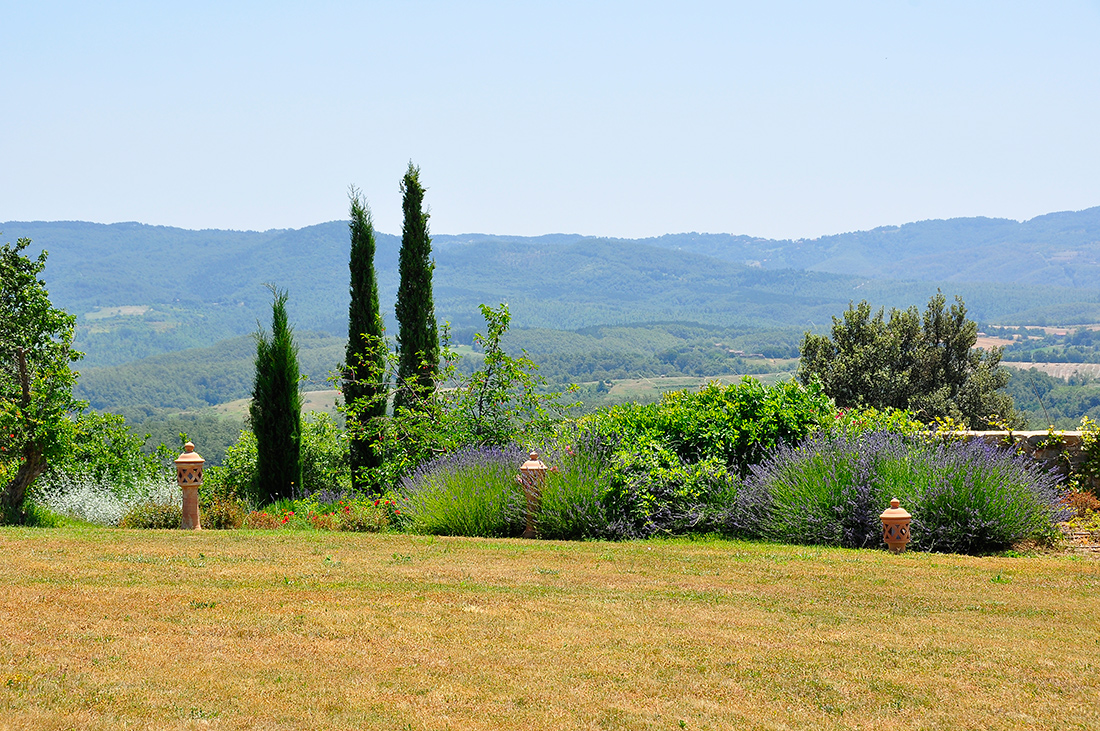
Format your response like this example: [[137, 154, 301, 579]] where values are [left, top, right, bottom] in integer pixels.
[[962, 430, 1095, 488]]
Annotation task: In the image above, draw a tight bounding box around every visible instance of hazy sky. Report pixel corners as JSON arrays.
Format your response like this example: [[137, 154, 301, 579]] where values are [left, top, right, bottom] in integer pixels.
[[3, 1, 1099, 239]]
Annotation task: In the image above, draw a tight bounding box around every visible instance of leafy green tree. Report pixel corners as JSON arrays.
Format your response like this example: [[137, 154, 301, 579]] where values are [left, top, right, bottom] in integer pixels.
[[1, 238, 83, 521], [798, 292, 1020, 428], [450, 303, 570, 446], [344, 187, 387, 492], [249, 286, 303, 503], [394, 162, 439, 415]]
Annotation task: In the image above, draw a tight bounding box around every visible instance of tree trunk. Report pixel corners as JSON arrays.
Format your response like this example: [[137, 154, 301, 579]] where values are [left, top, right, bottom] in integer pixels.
[[1, 448, 46, 521], [1, 346, 45, 522]]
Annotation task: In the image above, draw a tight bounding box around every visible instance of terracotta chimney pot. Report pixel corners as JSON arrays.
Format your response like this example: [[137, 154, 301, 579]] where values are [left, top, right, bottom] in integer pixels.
[[880, 498, 911, 553]]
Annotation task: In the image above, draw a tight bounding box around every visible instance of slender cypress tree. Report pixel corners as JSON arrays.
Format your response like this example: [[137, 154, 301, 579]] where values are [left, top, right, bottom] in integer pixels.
[[250, 286, 303, 503], [344, 187, 387, 491], [394, 162, 439, 414]]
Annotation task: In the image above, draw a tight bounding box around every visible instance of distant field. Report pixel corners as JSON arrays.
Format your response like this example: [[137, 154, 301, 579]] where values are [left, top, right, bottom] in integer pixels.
[[212, 389, 341, 420], [606, 367, 796, 401], [1002, 361, 1100, 380], [996, 323, 1100, 336]]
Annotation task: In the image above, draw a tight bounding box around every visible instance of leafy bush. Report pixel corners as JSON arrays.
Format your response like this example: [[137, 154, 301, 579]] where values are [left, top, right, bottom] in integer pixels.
[[299, 413, 351, 495], [202, 429, 256, 504], [738, 431, 1069, 554], [601, 448, 739, 539], [120, 502, 182, 529], [548, 378, 824, 539], [816, 406, 923, 439], [582, 378, 832, 477], [398, 444, 526, 537]]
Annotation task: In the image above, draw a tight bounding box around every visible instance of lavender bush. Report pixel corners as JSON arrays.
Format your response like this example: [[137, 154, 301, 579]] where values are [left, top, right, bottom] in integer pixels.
[[398, 444, 527, 537], [536, 447, 611, 540], [737, 431, 1068, 554]]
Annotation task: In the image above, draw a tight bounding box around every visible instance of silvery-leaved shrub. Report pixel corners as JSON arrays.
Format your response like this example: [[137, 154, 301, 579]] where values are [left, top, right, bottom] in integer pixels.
[[32, 472, 178, 527]]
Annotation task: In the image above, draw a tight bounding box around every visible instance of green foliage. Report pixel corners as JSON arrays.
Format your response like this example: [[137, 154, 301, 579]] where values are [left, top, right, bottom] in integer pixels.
[[119, 501, 182, 529], [202, 429, 257, 505], [565, 378, 830, 537], [394, 162, 439, 416], [585, 378, 834, 476], [44, 411, 170, 491], [249, 287, 303, 503], [299, 413, 351, 496], [1, 237, 84, 520], [816, 406, 924, 439], [799, 293, 1020, 429], [449, 304, 573, 446], [1077, 416, 1100, 493], [345, 187, 387, 489]]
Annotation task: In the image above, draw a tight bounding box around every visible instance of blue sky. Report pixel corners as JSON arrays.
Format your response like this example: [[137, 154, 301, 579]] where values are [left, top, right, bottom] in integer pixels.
[[3, 1, 1099, 239]]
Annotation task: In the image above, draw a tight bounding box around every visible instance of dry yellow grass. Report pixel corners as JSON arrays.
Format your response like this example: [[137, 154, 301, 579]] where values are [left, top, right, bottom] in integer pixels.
[[1, 528, 1098, 730]]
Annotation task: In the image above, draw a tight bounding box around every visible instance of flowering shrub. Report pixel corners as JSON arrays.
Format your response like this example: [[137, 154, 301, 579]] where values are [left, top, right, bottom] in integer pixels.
[[307, 500, 391, 532], [536, 446, 611, 540], [399, 444, 527, 537], [243, 508, 296, 529], [816, 406, 923, 439], [737, 431, 1069, 554]]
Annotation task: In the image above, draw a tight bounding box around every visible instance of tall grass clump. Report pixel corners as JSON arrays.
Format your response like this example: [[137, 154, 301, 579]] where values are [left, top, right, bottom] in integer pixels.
[[739, 431, 1069, 553], [399, 444, 526, 536]]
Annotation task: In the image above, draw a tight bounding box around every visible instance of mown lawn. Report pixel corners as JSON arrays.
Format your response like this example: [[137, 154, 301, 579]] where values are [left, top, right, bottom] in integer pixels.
[[1, 528, 1098, 730]]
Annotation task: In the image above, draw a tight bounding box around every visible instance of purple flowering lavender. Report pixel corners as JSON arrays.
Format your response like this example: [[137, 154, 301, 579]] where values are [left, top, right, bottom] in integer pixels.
[[735, 431, 1068, 554], [399, 444, 528, 537]]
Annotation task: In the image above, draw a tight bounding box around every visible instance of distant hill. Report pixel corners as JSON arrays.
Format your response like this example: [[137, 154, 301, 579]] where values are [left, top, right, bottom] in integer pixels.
[[619, 207, 1100, 287], [5, 209, 1100, 370]]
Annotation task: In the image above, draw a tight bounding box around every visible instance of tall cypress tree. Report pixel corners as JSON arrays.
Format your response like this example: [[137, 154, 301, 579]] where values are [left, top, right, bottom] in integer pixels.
[[344, 187, 387, 491], [394, 162, 439, 414], [250, 286, 303, 503]]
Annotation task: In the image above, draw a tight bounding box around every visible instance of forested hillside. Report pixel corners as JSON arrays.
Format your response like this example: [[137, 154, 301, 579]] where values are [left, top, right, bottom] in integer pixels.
[[6, 215, 1100, 370], [6, 210, 1100, 446]]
